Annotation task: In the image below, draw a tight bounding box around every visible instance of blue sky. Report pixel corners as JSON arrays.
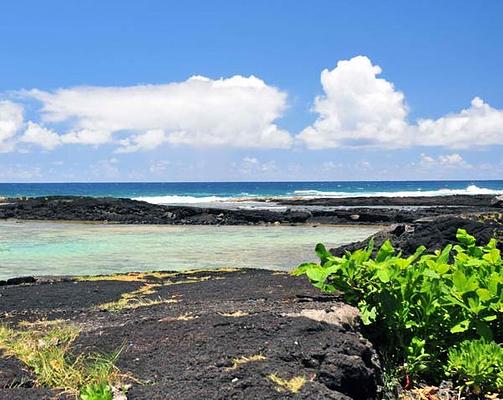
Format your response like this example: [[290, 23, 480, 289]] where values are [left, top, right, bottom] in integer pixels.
[[0, 0, 502, 182]]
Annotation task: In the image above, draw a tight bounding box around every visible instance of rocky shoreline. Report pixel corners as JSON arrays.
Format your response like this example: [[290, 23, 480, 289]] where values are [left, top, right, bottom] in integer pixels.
[[0, 194, 501, 225], [1, 195, 502, 399], [0, 269, 379, 400]]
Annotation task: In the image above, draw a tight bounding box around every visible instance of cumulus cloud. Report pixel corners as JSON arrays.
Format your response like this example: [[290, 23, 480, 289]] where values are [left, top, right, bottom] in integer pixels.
[[116, 129, 167, 153], [298, 56, 409, 149], [25, 75, 292, 151], [19, 122, 112, 150], [20, 122, 61, 150], [61, 129, 112, 145], [3, 58, 502, 154], [419, 153, 472, 168], [417, 97, 503, 148], [0, 101, 24, 152], [299, 56, 503, 149]]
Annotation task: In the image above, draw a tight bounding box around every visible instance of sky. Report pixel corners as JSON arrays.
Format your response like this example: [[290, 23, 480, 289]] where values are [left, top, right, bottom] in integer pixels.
[[0, 0, 502, 182]]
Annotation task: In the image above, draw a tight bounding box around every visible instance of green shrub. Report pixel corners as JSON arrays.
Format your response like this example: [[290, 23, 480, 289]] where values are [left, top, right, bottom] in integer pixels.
[[446, 338, 503, 394], [293, 229, 502, 388]]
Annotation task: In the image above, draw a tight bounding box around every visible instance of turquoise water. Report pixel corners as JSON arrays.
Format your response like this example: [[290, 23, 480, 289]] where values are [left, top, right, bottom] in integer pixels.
[[0, 221, 380, 280]]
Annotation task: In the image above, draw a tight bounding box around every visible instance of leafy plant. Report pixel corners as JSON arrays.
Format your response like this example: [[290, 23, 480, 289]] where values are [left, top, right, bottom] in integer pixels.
[[446, 338, 503, 394], [80, 382, 113, 400], [293, 229, 502, 389]]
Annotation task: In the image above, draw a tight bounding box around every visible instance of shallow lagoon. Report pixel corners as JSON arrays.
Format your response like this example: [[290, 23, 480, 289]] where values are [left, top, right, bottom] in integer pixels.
[[0, 221, 380, 280]]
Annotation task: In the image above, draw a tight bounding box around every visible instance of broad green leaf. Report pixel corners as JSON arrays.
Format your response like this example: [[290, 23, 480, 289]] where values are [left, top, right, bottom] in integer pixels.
[[483, 248, 501, 265], [476, 288, 493, 302], [450, 319, 470, 333], [305, 266, 326, 283], [436, 244, 452, 264], [456, 229, 476, 247], [376, 240, 395, 262], [315, 243, 333, 263], [292, 263, 318, 276], [376, 266, 392, 283]]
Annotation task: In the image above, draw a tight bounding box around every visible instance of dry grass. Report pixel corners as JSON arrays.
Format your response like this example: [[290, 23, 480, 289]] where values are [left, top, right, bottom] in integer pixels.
[[218, 311, 250, 317], [18, 319, 68, 329], [98, 284, 178, 312], [77, 267, 240, 283], [162, 276, 213, 286], [267, 374, 306, 394], [0, 321, 122, 396], [174, 313, 199, 321], [225, 354, 267, 371]]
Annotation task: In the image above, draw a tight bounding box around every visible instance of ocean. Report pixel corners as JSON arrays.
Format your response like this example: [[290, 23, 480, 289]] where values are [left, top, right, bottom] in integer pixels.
[[1, 180, 502, 204]]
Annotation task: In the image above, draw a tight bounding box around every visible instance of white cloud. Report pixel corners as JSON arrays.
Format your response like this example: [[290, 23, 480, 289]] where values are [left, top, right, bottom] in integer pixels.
[[25, 75, 292, 151], [419, 153, 471, 168], [299, 56, 503, 149], [298, 56, 409, 149], [61, 129, 112, 145], [116, 129, 167, 153], [4, 58, 502, 154], [0, 101, 24, 152], [20, 122, 61, 150], [19, 122, 112, 150], [242, 157, 259, 164], [417, 97, 503, 148], [236, 157, 278, 175]]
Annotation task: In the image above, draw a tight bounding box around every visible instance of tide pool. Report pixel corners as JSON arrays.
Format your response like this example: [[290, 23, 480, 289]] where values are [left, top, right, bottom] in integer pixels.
[[0, 221, 380, 280]]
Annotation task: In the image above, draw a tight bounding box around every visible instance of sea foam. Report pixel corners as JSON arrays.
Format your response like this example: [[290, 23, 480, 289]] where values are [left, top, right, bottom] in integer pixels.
[[292, 185, 503, 198], [133, 195, 229, 204]]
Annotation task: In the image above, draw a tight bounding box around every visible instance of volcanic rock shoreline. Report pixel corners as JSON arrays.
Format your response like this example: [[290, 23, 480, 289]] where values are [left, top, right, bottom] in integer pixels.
[[1, 269, 380, 400], [0, 195, 502, 399], [0, 194, 501, 225]]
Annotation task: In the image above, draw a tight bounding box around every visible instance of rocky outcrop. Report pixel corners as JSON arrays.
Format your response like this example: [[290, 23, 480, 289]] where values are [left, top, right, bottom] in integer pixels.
[[0, 196, 312, 225], [491, 195, 503, 207], [0, 269, 379, 400], [0, 195, 499, 226], [330, 216, 503, 257], [273, 194, 500, 207]]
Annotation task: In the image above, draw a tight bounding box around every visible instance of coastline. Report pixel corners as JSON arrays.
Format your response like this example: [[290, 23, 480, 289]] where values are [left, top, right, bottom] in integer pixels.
[[1, 195, 502, 399], [1, 194, 501, 226], [1, 268, 378, 400]]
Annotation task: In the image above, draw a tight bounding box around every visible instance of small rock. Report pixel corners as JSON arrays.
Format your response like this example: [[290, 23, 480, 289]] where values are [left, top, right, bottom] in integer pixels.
[[5, 276, 36, 286], [350, 214, 360, 221], [491, 195, 503, 207]]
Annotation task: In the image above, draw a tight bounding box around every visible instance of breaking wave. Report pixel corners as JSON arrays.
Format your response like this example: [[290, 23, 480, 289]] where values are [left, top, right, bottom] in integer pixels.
[[291, 185, 503, 198], [133, 195, 229, 204]]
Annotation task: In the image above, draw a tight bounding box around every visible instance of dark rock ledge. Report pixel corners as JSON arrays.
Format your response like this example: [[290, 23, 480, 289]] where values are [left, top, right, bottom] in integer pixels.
[[0, 195, 501, 225], [0, 269, 379, 400]]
